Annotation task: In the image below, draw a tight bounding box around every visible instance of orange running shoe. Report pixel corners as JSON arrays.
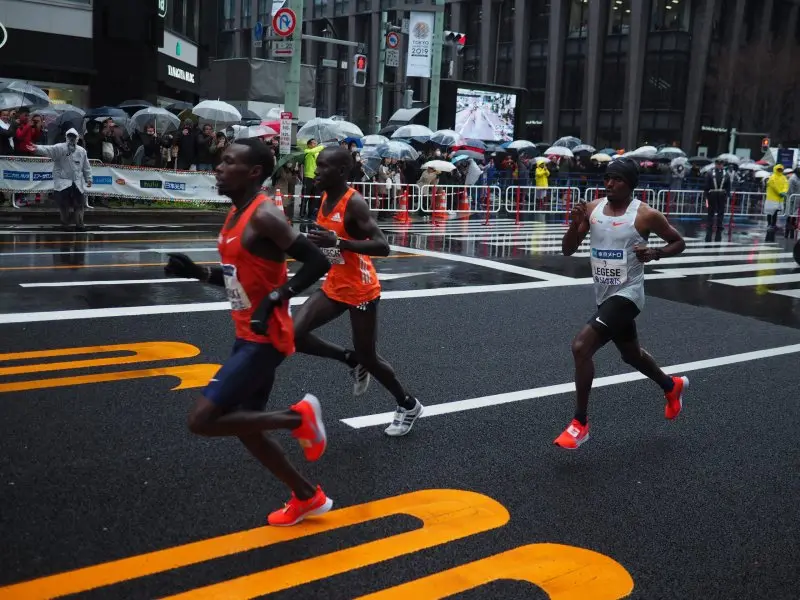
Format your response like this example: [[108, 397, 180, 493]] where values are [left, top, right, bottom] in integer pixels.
[[665, 376, 689, 420], [268, 486, 333, 527], [291, 394, 327, 461], [553, 419, 590, 449]]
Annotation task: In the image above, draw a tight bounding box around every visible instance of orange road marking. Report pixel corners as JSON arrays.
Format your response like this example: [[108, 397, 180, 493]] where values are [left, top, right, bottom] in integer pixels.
[[0, 342, 200, 376], [0, 254, 417, 271], [0, 363, 219, 393], [356, 543, 635, 600], [0, 490, 508, 600]]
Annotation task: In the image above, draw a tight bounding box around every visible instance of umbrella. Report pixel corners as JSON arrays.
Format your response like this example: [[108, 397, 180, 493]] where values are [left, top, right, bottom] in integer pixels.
[[545, 146, 574, 158], [535, 156, 552, 164], [375, 141, 419, 161], [422, 159, 457, 173], [628, 145, 658, 159], [51, 111, 85, 141], [234, 124, 278, 140], [598, 147, 617, 156], [128, 107, 180, 135], [715, 153, 741, 165], [552, 136, 581, 149], [296, 117, 353, 143], [0, 81, 50, 108], [119, 99, 154, 115], [362, 134, 390, 146], [670, 156, 689, 169], [334, 120, 364, 139], [238, 108, 262, 121], [688, 155, 712, 165], [591, 153, 612, 163], [755, 170, 770, 179], [86, 106, 128, 119], [738, 161, 762, 171], [359, 147, 383, 179], [50, 104, 85, 116], [430, 129, 466, 147], [391, 124, 433, 141], [507, 140, 536, 150], [573, 144, 597, 155], [655, 147, 686, 160], [465, 139, 487, 151], [193, 100, 242, 125], [164, 101, 193, 114], [451, 149, 484, 162]]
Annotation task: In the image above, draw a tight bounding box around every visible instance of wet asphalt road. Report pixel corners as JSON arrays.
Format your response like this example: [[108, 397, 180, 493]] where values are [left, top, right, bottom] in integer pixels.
[[0, 217, 798, 600]]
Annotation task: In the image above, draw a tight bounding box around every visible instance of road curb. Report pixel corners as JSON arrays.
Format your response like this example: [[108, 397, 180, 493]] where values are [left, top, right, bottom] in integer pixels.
[[0, 208, 227, 225]]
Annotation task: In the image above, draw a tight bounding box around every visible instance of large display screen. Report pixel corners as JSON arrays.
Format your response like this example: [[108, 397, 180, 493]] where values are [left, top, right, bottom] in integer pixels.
[[454, 88, 517, 142]]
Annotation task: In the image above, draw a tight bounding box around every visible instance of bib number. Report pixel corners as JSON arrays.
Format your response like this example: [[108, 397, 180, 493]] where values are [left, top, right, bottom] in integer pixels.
[[322, 247, 345, 265], [222, 264, 252, 310], [591, 249, 627, 286]]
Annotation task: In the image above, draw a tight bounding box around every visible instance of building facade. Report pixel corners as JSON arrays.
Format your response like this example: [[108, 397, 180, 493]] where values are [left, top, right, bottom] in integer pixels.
[[209, 0, 800, 152], [0, 0, 205, 109]]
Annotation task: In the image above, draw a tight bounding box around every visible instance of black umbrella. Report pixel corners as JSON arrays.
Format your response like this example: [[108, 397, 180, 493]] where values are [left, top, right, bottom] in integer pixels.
[[86, 106, 128, 119], [239, 108, 262, 121], [164, 101, 193, 114], [119, 100, 154, 116]]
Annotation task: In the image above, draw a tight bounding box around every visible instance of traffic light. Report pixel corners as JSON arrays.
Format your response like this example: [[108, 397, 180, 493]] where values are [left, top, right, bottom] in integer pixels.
[[761, 137, 770, 151], [353, 53, 367, 87], [444, 31, 467, 54]]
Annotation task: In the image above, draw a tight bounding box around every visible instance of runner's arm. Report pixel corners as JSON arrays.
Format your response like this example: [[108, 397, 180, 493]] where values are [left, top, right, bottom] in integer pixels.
[[252, 203, 330, 299], [634, 208, 685, 262], [562, 201, 591, 256], [338, 193, 391, 257]]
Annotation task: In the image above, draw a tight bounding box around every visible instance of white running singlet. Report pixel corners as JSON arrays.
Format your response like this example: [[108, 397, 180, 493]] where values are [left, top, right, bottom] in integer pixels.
[[588, 198, 646, 310]]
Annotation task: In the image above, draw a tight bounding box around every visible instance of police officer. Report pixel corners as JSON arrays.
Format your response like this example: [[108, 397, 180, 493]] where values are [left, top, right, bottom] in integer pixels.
[[703, 158, 731, 242]]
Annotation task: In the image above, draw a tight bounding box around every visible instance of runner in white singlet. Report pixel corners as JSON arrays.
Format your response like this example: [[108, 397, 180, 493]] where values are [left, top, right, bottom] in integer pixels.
[[554, 157, 691, 449]]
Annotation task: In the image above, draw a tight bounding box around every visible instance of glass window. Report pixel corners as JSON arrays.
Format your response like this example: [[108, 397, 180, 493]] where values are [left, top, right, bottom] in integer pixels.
[[185, 0, 198, 41], [640, 53, 689, 111], [171, 0, 186, 33], [530, 0, 551, 40], [222, 0, 235, 30], [499, 1, 514, 44], [608, 0, 631, 35], [567, 0, 589, 38], [241, 0, 251, 28], [652, 0, 689, 32]]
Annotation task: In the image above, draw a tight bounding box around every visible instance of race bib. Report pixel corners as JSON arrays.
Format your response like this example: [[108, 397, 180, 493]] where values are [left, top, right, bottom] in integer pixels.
[[321, 247, 345, 265], [222, 264, 252, 310], [591, 249, 627, 286]]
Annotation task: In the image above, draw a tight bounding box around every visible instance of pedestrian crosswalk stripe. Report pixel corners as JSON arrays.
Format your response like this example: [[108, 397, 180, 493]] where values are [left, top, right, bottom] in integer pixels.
[[710, 273, 800, 287], [654, 261, 799, 276]]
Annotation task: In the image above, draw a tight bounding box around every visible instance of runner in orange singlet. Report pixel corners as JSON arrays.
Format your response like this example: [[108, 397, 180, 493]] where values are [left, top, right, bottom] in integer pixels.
[[163, 139, 334, 526], [293, 147, 424, 437]]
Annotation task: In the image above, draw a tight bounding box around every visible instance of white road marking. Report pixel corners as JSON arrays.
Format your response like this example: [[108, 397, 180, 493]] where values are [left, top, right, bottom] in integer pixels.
[[0, 230, 212, 236], [710, 273, 800, 287], [17, 271, 435, 288], [388, 244, 572, 281], [573, 245, 782, 257], [0, 273, 686, 324], [654, 262, 800, 276], [771, 289, 800, 298], [340, 343, 800, 428], [653, 252, 795, 265], [0, 247, 218, 258]]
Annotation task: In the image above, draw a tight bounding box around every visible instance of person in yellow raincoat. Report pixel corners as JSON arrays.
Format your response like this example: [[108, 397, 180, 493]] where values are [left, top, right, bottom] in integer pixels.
[[765, 164, 789, 232]]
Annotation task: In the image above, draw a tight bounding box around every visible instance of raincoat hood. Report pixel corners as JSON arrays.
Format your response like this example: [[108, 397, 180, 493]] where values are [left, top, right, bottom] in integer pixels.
[[774, 164, 784, 173], [65, 128, 80, 139]]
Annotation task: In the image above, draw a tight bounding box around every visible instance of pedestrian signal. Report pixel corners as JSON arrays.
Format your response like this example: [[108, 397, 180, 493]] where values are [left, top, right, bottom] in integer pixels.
[[353, 54, 367, 87]]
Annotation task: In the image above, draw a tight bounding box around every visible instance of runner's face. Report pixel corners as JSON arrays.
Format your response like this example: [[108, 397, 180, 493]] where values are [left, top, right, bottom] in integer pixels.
[[604, 174, 630, 202], [314, 152, 344, 190], [215, 145, 258, 196]]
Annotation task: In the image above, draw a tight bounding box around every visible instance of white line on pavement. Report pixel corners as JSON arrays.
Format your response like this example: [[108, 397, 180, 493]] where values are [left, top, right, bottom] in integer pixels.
[[340, 343, 800, 428], [388, 244, 572, 281]]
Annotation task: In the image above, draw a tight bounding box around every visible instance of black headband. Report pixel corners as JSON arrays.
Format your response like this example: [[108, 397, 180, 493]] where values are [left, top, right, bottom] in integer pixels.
[[606, 158, 640, 190]]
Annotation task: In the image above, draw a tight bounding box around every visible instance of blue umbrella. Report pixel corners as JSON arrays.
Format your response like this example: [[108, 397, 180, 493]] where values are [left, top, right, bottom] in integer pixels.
[[343, 136, 363, 148]]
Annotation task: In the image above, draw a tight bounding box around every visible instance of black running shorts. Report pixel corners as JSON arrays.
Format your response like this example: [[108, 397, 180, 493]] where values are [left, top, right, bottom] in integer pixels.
[[587, 295, 640, 343]]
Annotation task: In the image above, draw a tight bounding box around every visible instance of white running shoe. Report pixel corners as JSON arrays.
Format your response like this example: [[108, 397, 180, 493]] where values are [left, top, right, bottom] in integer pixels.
[[384, 400, 424, 437], [351, 364, 371, 397]]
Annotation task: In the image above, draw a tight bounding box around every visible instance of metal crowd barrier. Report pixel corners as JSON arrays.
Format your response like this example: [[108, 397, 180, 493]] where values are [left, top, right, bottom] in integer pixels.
[[349, 182, 421, 213], [418, 184, 503, 215], [583, 187, 656, 205], [504, 186, 582, 215]]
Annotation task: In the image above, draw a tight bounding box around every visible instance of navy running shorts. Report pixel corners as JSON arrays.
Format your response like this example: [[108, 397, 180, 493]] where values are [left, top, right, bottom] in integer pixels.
[[203, 339, 286, 410], [587, 295, 640, 343]]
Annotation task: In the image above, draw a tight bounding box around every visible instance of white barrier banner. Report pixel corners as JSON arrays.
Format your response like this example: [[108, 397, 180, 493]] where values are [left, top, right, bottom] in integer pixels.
[[0, 157, 222, 202]]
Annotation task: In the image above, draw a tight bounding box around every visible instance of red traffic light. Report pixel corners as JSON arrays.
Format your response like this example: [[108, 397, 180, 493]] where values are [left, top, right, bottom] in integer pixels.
[[457, 35, 466, 46], [356, 55, 367, 70]]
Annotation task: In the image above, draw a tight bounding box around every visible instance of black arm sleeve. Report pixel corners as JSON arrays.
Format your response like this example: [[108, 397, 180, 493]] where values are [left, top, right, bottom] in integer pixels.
[[205, 265, 225, 287], [278, 235, 330, 298]]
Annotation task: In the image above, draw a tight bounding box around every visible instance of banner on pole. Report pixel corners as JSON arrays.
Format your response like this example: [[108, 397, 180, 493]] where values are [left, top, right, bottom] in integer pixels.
[[0, 157, 226, 203], [406, 11, 434, 79], [280, 112, 293, 155]]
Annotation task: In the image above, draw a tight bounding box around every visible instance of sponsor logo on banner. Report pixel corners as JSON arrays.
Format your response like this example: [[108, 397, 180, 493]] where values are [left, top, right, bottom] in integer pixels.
[[406, 11, 434, 78], [591, 249, 624, 261], [92, 176, 113, 185], [3, 170, 30, 181], [139, 180, 163, 189], [32, 172, 52, 181], [116, 178, 126, 185], [164, 181, 186, 191]]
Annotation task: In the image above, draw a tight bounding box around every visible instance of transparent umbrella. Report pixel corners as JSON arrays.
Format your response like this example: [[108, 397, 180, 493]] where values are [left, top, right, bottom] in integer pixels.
[[552, 136, 581, 150], [192, 100, 242, 125], [375, 141, 419, 161], [507, 140, 536, 150], [544, 146, 574, 158], [656, 147, 686, 160], [128, 107, 180, 135], [430, 129, 466, 147], [0, 81, 50, 108], [51, 104, 86, 117], [715, 153, 741, 165], [628, 145, 658, 159], [297, 118, 348, 143], [234, 124, 279, 140], [573, 144, 597, 155], [362, 134, 390, 146], [391, 124, 433, 142]]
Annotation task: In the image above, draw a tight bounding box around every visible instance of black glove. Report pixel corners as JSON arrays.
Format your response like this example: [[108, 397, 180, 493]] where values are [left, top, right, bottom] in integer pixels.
[[164, 253, 206, 280], [250, 290, 283, 335]]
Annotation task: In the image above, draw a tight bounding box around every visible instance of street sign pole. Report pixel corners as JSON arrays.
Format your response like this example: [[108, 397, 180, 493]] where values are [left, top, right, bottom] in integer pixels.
[[375, 12, 388, 134], [284, 0, 304, 144], [428, 0, 444, 131]]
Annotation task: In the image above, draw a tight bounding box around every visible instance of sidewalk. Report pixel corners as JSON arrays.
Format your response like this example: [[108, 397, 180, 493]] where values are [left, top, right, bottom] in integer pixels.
[[0, 206, 228, 225]]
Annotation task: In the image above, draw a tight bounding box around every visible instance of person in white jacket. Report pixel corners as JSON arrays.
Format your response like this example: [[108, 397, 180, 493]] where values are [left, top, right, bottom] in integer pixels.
[[30, 127, 92, 230]]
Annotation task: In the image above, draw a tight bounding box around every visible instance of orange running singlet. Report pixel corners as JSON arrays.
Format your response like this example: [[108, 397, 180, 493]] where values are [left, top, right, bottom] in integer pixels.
[[316, 187, 381, 306], [218, 193, 295, 354]]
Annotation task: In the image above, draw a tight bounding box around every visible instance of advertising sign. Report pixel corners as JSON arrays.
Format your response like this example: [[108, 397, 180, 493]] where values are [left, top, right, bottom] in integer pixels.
[[406, 11, 434, 79], [280, 111, 293, 155]]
